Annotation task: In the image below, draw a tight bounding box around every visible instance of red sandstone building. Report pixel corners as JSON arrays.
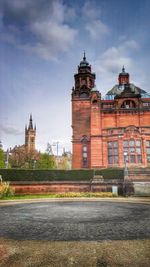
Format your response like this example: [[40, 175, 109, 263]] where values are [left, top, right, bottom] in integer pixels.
[[72, 54, 150, 169]]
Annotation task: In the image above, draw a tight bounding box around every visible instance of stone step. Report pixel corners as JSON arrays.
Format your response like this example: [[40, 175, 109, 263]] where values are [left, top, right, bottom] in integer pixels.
[[129, 176, 150, 180], [128, 173, 150, 176]]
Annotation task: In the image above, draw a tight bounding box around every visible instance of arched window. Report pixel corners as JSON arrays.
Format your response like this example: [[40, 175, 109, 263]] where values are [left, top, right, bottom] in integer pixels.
[[80, 92, 88, 98], [82, 79, 86, 85], [92, 99, 98, 104], [121, 100, 136, 109], [82, 144, 88, 167], [89, 79, 93, 87]]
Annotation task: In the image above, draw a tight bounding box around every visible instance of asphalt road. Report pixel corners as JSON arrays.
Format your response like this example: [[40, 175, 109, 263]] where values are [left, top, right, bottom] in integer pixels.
[[0, 201, 150, 241]]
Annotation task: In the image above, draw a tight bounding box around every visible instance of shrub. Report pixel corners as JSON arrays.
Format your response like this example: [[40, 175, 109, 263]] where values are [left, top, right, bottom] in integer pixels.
[[53, 192, 117, 198], [0, 176, 14, 199]]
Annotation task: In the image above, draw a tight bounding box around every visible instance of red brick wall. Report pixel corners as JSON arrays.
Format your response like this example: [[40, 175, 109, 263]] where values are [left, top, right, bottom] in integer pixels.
[[11, 182, 123, 194], [72, 99, 91, 169], [12, 183, 91, 194], [72, 95, 150, 169]]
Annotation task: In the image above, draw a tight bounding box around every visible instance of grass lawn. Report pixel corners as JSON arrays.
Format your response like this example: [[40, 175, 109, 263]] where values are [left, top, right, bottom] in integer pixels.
[[0, 192, 117, 200], [0, 238, 150, 267]]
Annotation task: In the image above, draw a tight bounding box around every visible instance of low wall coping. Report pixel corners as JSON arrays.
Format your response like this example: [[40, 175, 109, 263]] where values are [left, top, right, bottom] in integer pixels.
[[10, 180, 123, 185], [10, 181, 90, 185]]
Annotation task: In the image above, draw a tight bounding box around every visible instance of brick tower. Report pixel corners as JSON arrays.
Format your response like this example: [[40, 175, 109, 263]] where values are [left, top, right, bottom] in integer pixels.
[[72, 53, 101, 168], [25, 114, 36, 152]]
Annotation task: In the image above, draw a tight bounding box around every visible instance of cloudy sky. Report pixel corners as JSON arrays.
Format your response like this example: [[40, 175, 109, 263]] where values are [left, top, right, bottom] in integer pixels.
[[0, 0, 150, 154]]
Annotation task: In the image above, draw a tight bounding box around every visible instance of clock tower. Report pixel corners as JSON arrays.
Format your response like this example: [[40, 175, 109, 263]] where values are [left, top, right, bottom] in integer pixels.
[[25, 115, 36, 152]]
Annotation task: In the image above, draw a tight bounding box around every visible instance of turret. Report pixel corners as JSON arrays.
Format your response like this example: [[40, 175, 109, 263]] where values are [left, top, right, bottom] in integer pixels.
[[118, 66, 129, 85], [72, 52, 96, 98]]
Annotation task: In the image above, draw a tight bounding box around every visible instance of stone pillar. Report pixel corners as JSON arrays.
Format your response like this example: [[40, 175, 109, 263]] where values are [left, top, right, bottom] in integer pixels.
[[90, 96, 102, 168]]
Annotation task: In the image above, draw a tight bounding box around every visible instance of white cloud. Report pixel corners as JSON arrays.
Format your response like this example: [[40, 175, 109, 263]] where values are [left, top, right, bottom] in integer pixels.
[[82, 1, 101, 19], [0, 0, 77, 60], [85, 20, 109, 39], [81, 1, 109, 40], [27, 21, 77, 59], [0, 125, 23, 136], [95, 39, 139, 75], [122, 40, 139, 50], [92, 39, 140, 95]]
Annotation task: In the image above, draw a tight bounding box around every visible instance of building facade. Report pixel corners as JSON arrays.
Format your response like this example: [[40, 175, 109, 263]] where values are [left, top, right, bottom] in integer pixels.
[[72, 54, 150, 169]]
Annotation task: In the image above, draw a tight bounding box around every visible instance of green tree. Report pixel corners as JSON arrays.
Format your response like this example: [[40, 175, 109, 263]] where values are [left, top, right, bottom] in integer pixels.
[[0, 149, 5, 168], [36, 153, 56, 169], [57, 153, 71, 170], [9, 147, 40, 169]]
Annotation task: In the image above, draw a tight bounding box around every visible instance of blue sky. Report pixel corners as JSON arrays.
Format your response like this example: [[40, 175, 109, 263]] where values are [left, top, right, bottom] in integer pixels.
[[0, 0, 150, 154]]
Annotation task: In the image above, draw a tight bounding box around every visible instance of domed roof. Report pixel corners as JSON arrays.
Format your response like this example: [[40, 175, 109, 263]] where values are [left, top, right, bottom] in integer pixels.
[[105, 83, 149, 99], [106, 84, 146, 96], [80, 51, 89, 67], [119, 66, 129, 76]]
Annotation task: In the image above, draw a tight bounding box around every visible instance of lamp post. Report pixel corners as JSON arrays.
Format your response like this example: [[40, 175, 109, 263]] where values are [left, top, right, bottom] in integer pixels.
[[5, 149, 9, 169], [52, 142, 59, 157], [124, 151, 128, 180], [33, 159, 36, 169], [52, 141, 59, 168]]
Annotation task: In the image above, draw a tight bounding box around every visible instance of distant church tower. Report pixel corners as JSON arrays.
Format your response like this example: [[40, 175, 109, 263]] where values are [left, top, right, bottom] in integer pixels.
[[25, 115, 36, 152]]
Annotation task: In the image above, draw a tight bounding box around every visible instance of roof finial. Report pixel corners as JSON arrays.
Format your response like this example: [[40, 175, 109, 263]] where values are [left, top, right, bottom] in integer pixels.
[[122, 65, 125, 72], [83, 50, 86, 61]]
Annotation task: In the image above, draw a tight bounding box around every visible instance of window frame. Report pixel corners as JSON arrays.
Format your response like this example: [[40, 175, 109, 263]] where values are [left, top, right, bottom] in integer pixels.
[[123, 139, 142, 164], [146, 140, 150, 163], [108, 141, 118, 165]]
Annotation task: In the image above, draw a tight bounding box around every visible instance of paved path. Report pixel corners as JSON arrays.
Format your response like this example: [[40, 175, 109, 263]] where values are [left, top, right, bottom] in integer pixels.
[[0, 201, 150, 241]]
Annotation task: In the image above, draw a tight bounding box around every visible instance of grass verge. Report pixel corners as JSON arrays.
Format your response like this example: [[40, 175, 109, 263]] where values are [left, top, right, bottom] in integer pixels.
[[0, 192, 117, 200]]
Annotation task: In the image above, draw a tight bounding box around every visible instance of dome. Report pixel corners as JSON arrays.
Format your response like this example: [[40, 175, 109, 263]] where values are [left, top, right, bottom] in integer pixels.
[[119, 66, 129, 76], [105, 83, 149, 100], [80, 52, 89, 67]]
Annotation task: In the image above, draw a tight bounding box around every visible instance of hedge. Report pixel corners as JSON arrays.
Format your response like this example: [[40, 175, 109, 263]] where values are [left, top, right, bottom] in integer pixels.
[[0, 168, 123, 181], [95, 168, 124, 179]]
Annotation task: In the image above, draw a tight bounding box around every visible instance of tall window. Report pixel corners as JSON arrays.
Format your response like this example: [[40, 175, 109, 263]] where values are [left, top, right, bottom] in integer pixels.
[[82, 79, 86, 85], [108, 141, 118, 165], [146, 140, 150, 163], [82, 145, 88, 167], [123, 140, 142, 163]]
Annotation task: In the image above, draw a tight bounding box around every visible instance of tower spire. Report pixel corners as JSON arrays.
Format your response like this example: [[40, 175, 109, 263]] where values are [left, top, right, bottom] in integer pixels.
[[83, 50, 86, 61], [25, 114, 36, 152], [28, 114, 33, 129], [122, 65, 125, 73]]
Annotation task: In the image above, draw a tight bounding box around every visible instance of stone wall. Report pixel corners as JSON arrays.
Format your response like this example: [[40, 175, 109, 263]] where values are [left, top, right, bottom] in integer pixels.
[[11, 181, 123, 195], [133, 182, 150, 196], [10, 180, 150, 196]]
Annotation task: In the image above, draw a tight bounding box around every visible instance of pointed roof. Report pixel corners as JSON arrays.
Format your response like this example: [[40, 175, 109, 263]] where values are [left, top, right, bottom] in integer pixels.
[[28, 114, 33, 130]]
